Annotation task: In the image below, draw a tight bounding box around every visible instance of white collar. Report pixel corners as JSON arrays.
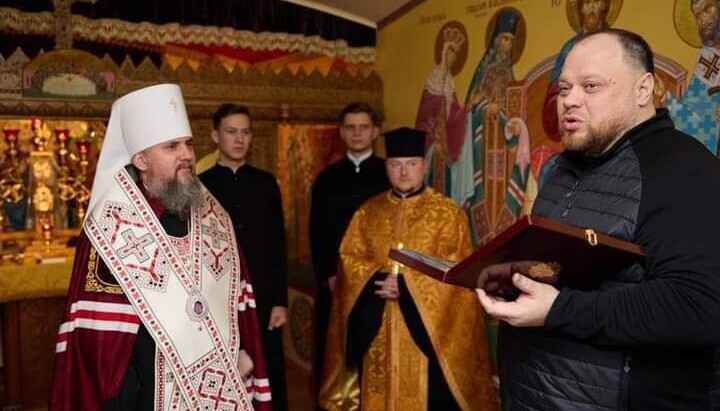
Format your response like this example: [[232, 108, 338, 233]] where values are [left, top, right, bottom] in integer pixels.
[[346, 150, 372, 172]]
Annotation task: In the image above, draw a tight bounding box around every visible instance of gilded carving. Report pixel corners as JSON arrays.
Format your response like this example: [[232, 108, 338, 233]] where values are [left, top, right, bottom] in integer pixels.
[[0, 48, 29, 97], [0, 7, 375, 64], [0, 48, 382, 174], [1, 48, 382, 116]]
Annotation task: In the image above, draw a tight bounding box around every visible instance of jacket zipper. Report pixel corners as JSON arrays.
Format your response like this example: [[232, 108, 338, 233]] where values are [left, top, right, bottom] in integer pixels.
[[620, 353, 632, 410]]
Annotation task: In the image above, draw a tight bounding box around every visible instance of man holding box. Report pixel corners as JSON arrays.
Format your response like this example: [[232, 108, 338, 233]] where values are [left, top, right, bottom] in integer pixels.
[[477, 29, 720, 410]]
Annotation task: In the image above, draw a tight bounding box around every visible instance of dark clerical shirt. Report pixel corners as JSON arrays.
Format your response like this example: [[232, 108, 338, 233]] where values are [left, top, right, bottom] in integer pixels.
[[200, 164, 288, 313], [309, 154, 389, 283]]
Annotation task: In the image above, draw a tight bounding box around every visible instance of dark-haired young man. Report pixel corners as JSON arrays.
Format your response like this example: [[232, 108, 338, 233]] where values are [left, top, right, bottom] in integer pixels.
[[200, 104, 288, 411]]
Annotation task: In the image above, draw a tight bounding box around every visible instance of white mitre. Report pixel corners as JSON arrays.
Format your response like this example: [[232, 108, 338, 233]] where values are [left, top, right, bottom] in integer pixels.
[[86, 84, 193, 217]]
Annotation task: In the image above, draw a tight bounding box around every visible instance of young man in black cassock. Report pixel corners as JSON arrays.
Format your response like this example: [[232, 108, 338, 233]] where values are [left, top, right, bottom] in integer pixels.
[[309, 102, 389, 407], [200, 104, 288, 411]]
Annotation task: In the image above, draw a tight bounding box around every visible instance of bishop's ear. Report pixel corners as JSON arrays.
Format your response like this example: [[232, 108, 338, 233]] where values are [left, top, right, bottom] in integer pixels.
[[132, 151, 149, 172]]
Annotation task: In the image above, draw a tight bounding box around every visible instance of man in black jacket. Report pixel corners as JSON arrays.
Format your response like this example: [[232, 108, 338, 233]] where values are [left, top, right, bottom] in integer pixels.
[[309, 102, 389, 406], [477, 29, 720, 410], [200, 104, 288, 411]]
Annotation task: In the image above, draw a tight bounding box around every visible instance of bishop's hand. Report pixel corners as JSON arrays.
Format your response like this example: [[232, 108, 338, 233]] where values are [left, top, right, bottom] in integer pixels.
[[237, 349, 254, 380]]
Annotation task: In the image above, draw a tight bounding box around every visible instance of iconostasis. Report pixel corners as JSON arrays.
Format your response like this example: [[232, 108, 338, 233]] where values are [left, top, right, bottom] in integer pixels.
[[0, 118, 105, 255]]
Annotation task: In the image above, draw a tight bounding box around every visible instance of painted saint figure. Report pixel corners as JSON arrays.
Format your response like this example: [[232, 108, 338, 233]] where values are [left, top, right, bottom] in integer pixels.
[[460, 8, 530, 245], [415, 21, 469, 196], [666, 0, 720, 155]]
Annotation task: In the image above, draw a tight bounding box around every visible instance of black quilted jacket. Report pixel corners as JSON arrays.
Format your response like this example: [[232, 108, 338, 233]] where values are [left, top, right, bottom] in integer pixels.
[[499, 110, 720, 410]]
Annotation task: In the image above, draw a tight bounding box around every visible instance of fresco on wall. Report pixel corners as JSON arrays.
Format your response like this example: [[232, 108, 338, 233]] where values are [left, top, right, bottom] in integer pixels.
[[410, 0, 695, 245], [415, 20, 469, 196], [542, 0, 623, 141], [461, 7, 530, 245], [667, 0, 720, 155]]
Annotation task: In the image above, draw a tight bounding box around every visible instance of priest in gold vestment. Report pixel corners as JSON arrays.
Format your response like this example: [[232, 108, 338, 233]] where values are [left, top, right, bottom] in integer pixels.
[[319, 127, 497, 411]]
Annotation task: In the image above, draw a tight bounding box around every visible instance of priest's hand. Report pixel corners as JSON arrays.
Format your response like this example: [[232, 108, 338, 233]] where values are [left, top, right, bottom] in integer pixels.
[[476, 273, 559, 327], [268, 306, 288, 330], [237, 349, 254, 379], [374, 273, 400, 299]]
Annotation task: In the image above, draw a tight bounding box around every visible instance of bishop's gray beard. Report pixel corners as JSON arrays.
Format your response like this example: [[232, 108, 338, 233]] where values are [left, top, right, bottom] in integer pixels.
[[146, 173, 204, 220]]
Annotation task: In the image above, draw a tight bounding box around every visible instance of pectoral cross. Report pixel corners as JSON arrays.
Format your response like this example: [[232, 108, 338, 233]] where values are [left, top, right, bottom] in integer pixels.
[[52, 0, 97, 49]]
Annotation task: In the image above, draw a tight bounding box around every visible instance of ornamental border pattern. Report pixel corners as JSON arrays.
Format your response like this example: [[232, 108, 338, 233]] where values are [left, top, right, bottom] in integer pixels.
[[84, 247, 124, 294], [0, 7, 375, 64]]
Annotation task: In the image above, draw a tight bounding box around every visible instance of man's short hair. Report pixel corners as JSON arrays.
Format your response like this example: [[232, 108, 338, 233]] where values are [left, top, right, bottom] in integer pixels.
[[213, 103, 251, 130], [578, 28, 655, 74], [339, 102, 381, 126]]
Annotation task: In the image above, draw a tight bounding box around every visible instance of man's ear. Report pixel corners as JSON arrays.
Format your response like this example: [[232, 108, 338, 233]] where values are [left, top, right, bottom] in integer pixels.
[[371, 126, 380, 141], [132, 151, 149, 172], [636, 72, 655, 107], [211, 129, 219, 144]]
